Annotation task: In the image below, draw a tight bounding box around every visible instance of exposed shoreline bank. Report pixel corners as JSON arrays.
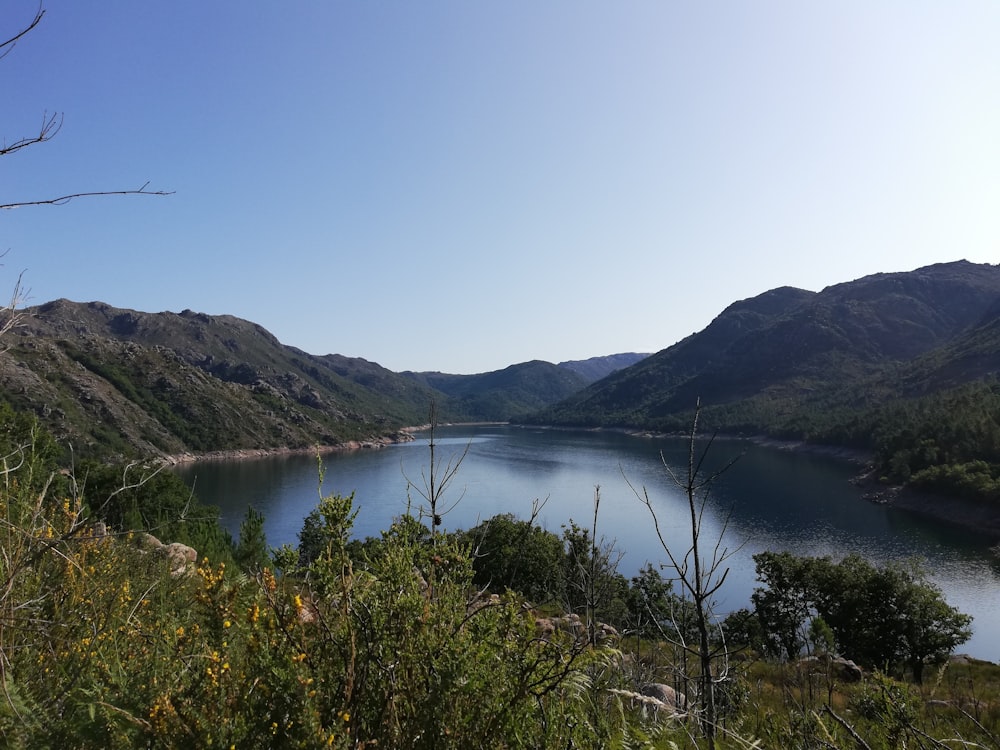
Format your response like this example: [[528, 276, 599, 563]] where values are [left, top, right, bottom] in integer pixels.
[[160, 430, 416, 466], [158, 422, 507, 465]]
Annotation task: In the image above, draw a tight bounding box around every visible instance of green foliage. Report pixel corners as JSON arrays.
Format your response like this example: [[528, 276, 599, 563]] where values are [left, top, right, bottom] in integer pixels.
[[0, 416, 995, 747], [625, 564, 697, 645], [464, 513, 565, 603], [234, 506, 269, 572], [78, 460, 234, 562], [752, 552, 973, 681], [751, 551, 814, 660], [561, 518, 630, 630]]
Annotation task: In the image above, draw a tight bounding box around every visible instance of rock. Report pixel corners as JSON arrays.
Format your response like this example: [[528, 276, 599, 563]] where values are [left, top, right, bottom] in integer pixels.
[[533, 612, 619, 644], [797, 654, 863, 682], [535, 617, 556, 639], [598, 622, 619, 642], [135, 532, 197, 577], [640, 683, 687, 711], [163, 542, 198, 578], [554, 613, 584, 636], [137, 532, 165, 550], [831, 657, 863, 682]]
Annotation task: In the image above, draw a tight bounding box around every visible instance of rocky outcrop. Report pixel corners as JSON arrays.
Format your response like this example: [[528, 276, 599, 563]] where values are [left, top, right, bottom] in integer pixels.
[[534, 613, 619, 644], [138, 532, 197, 577], [796, 654, 863, 682]]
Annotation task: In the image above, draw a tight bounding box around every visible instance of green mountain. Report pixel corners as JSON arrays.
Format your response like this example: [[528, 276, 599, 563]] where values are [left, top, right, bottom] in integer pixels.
[[527, 260, 1000, 434], [402, 361, 590, 422], [400, 354, 648, 422], [1, 299, 640, 459], [1, 299, 441, 459]]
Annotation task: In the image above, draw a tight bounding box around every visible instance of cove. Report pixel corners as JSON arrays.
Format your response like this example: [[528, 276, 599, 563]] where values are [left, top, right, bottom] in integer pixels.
[[174, 424, 1000, 661]]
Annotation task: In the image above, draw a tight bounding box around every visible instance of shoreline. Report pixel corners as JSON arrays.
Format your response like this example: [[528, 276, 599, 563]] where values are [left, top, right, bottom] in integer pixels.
[[582, 426, 1000, 543], [158, 421, 508, 466], [160, 430, 416, 466], [161, 422, 1000, 543]]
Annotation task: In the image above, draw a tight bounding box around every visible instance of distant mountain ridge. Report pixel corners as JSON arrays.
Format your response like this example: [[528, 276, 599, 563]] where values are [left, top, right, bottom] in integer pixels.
[[527, 260, 1000, 433], [556, 353, 650, 383], [6, 260, 1000, 470], [400, 353, 649, 422], [0, 299, 639, 459]]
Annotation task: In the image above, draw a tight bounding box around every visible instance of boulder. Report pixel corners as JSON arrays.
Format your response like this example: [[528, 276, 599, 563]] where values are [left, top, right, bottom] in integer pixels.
[[137, 532, 165, 551], [832, 657, 863, 682], [797, 654, 863, 682], [164, 542, 198, 577], [533, 613, 619, 644], [640, 683, 687, 711], [135, 532, 197, 578]]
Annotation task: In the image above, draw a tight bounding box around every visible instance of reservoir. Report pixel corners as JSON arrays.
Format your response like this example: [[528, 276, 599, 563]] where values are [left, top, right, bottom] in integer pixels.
[[175, 424, 1000, 661]]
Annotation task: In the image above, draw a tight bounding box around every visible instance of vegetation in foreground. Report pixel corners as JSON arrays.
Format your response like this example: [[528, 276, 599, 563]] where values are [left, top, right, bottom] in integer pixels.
[[0, 409, 996, 749]]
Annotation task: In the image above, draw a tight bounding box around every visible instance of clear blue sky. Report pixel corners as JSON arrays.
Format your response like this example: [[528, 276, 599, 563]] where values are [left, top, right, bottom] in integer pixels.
[[3, 2, 999, 374]]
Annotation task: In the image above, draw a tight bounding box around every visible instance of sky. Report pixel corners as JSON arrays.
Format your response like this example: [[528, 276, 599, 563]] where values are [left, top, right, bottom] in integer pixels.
[[3, 2, 999, 374]]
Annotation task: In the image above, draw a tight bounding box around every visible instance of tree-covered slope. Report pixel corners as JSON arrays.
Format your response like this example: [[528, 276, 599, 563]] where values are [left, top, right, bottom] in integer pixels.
[[402, 360, 589, 422], [529, 261, 1000, 432]]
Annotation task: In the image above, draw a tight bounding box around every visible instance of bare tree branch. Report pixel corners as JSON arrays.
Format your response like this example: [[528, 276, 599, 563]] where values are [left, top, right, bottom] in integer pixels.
[[0, 111, 61, 158], [2, 6, 172, 209], [0, 267, 28, 347], [0, 182, 174, 210], [622, 398, 747, 750], [0, 5, 44, 61]]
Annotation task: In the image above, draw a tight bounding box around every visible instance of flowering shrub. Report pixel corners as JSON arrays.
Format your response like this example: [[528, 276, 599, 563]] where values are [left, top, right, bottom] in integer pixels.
[[0, 420, 627, 748]]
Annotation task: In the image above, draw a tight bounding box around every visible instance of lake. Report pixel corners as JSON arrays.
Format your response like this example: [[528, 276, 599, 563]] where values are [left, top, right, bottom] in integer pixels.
[[174, 424, 1000, 661]]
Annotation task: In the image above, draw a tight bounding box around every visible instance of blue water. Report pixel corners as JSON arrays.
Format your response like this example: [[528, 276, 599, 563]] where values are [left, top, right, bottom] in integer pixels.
[[174, 425, 1000, 661]]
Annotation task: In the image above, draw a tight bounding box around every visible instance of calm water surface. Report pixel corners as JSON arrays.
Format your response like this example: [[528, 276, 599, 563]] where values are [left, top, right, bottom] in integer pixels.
[[174, 425, 1000, 660]]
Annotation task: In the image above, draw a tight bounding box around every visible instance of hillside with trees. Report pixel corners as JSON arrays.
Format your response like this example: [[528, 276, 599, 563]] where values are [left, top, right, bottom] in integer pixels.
[[526, 261, 1000, 506], [1, 299, 439, 459], [1, 299, 642, 460], [401, 361, 589, 422]]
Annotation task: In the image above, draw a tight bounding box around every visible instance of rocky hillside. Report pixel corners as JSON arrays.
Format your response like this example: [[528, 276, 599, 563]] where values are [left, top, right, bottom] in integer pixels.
[[1, 299, 641, 459], [528, 260, 1000, 432], [1, 300, 440, 459]]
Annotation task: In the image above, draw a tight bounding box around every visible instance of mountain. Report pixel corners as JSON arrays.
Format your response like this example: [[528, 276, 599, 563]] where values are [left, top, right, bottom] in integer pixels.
[[0, 299, 634, 459], [1, 299, 442, 459], [398, 353, 649, 422], [557, 353, 650, 383], [527, 261, 1000, 433], [401, 361, 589, 422]]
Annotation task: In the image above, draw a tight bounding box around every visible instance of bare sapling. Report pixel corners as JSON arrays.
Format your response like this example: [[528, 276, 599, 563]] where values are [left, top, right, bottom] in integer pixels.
[[624, 399, 744, 749]]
